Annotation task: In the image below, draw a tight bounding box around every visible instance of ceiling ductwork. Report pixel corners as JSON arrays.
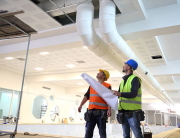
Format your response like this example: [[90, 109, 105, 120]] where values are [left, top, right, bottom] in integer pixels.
[[99, 0, 173, 105], [76, 1, 124, 71], [76, 0, 174, 106]]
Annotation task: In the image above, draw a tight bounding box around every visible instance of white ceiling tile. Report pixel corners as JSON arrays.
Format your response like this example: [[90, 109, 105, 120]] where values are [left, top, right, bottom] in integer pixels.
[[172, 76, 180, 82], [142, 0, 177, 10], [21, 3, 37, 12], [33, 13, 49, 20], [154, 76, 174, 83], [0, 0, 9, 6]]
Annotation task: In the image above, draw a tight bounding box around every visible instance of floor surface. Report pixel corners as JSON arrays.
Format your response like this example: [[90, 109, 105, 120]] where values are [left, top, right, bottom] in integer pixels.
[[0, 133, 81, 138]]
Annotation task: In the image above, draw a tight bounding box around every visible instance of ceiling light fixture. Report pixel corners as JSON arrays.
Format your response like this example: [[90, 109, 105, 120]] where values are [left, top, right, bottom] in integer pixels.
[[5, 57, 14, 60], [83, 46, 88, 49], [66, 64, 76, 68], [34, 67, 44, 70], [39, 52, 49, 55]]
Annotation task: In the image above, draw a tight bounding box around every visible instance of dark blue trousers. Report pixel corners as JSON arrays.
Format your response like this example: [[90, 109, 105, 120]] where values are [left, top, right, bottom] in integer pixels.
[[122, 112, 144, 138], [84, 114, 107, 138]]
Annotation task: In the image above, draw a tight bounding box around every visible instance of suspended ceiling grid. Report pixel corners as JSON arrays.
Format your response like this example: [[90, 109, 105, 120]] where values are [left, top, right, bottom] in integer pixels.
[[0, 47, 114, 75]]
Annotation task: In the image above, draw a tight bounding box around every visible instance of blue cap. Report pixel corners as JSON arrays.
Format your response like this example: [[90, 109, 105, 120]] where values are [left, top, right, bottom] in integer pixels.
[[125, 59, 138, 70]]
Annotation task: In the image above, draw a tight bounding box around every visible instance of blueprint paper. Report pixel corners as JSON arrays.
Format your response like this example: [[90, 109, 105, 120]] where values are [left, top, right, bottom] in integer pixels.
[[81, 73, 118, 110]]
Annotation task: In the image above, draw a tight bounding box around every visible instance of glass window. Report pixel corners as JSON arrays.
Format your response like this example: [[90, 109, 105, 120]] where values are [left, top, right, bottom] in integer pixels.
[[11, 91, 20, 117], [0, 88, 20, 119]]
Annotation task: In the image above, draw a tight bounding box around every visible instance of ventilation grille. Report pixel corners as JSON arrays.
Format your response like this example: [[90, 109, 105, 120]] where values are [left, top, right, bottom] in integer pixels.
[[42, 86, 51, 90], [151, 55, 162, 59], [16, 58, 26, 61], [76, 60, 86, 63]]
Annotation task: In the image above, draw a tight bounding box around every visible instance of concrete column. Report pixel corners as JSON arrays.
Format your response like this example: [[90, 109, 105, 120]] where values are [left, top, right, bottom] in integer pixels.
[[164, 112, 170, 126]]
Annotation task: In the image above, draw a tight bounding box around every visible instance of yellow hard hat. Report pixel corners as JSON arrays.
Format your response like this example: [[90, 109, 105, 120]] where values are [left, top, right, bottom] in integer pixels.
[[99, 69, 110, 81]]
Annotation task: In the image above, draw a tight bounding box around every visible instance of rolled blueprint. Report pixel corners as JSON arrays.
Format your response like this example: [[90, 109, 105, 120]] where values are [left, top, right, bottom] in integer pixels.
[[81, 73, 118, 110]]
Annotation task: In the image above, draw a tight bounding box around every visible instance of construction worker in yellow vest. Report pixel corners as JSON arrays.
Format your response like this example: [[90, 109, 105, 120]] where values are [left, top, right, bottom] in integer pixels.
[[78, 69, 111, 138], [114, 59, 145, 138]]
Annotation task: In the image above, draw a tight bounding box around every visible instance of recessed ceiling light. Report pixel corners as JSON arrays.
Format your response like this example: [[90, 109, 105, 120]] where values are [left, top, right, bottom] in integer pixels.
[[5, 57, 14, 60], [78, 83, 84, 85], [34, 67, 44, 70], [39, 52, 49, 55], [83, 46, 88, 49], [66, 64, 76, 68]]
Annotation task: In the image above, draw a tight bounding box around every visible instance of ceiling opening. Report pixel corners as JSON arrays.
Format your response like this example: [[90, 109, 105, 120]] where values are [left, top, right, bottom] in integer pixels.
[[31, 0, 121, 26]]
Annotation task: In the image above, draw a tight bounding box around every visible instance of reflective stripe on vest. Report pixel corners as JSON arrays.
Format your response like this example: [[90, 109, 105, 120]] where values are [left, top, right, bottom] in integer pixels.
[[89, 102, 108, 107], [90, 94, 100, 97], [121, 100, 141, 104], [88, 82, 111, 109], [118, 75, 142, 110]]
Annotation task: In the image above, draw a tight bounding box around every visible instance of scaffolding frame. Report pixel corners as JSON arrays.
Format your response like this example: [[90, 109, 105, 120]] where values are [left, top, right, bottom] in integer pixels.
[[0, 11, 36, 138]]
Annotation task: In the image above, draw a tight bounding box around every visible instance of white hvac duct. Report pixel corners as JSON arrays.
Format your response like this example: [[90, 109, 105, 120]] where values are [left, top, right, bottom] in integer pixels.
[[76, 1, 173, 106], [76, 1, 125, 71], [99, 0, 173, 105]]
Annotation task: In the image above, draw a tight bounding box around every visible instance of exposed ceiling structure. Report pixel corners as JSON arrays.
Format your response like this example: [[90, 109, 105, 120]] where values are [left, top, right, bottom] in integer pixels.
[[1, 0, 180, 106], [0, 10, 37, 39]]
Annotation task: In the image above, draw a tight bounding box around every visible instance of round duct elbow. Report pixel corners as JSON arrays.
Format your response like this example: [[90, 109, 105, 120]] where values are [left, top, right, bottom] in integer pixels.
[[76, 2, 99, 47], [99, 0, 118, 43]]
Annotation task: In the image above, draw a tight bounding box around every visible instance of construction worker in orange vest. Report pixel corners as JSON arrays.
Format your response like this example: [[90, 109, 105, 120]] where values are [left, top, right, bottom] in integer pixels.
[[78, 69, 112, 138]]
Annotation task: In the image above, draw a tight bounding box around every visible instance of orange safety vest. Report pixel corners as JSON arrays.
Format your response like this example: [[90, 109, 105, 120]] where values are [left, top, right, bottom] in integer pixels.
[[88, 82, 111, 110]]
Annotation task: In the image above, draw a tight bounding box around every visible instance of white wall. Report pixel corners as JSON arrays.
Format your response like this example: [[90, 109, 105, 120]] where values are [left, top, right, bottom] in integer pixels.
[[0, 69, 87, 124], [0, 69, 22, 91], [21, 81, 88, 124]]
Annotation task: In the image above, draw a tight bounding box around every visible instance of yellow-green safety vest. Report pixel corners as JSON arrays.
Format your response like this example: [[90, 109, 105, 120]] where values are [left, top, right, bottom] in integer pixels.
[[118, 75, 142, 110]]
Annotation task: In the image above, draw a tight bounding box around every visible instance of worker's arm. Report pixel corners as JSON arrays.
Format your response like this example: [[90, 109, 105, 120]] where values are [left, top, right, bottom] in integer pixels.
[[78, 96, 88, 112], [120, 77, 140, 98], [107, 85, 112, 117], [107, 106, 111, 117], [113, 77, 140, 98], [78, 87, 90, 112]]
